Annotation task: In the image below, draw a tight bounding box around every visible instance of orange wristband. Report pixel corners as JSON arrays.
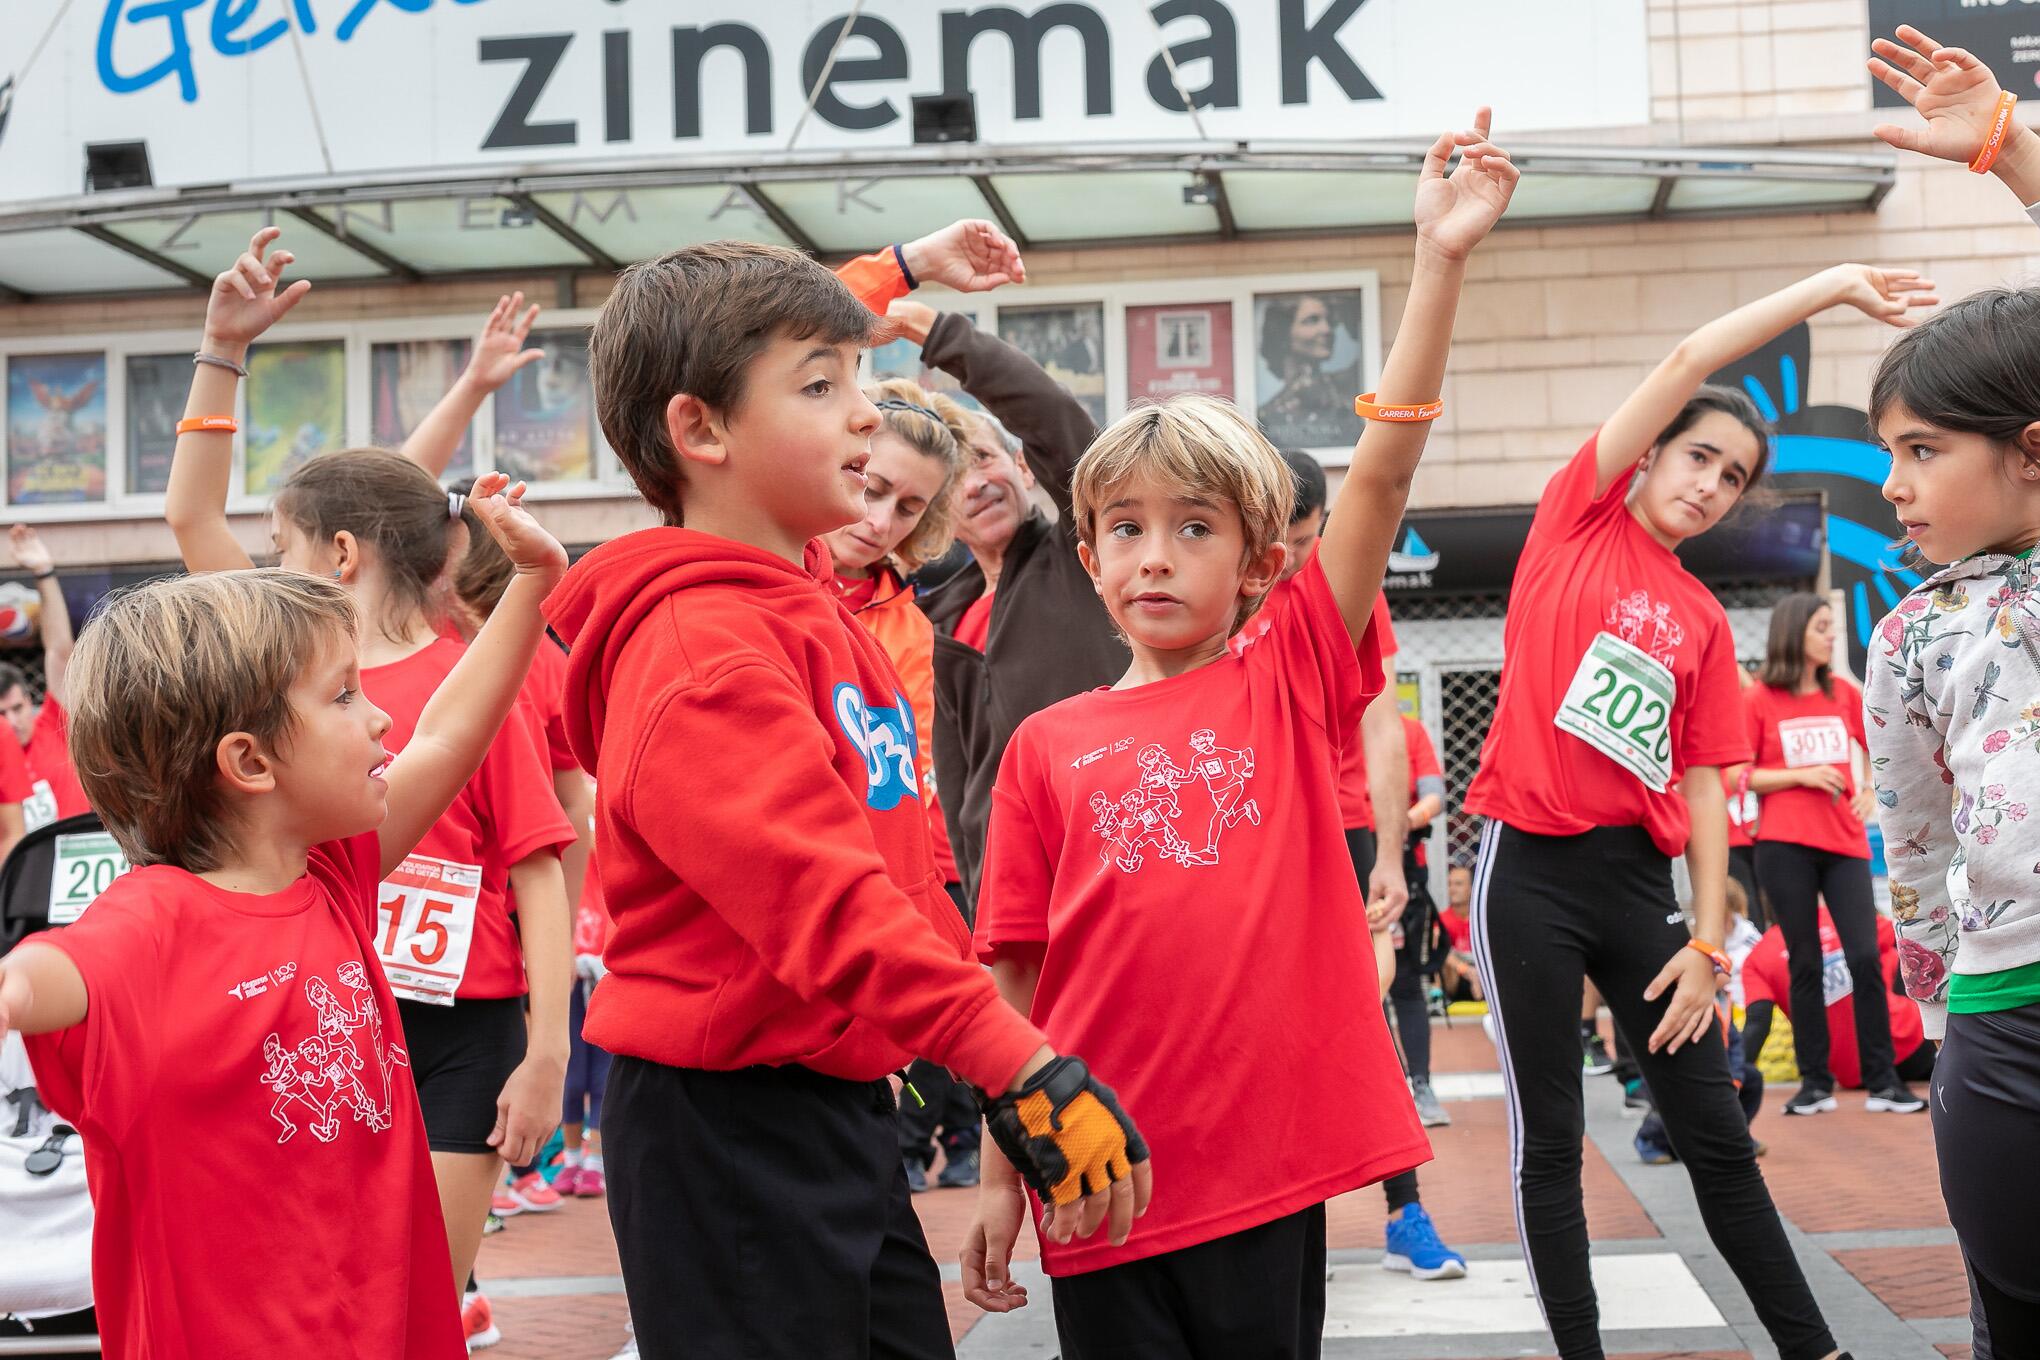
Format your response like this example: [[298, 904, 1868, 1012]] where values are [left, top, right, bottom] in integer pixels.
[[1354, 392, 1444, 423], [176, 416, 238, 436], [1686, 939, 1732, 977], [1972, 91, 2019, 173]]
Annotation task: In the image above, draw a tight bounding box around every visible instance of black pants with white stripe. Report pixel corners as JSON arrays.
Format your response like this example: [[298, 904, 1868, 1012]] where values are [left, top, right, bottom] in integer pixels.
[[1471, 822, 1834, 1360]]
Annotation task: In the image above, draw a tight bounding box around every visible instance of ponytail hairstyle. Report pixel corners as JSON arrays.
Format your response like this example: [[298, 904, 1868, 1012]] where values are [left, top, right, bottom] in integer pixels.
[[272, 449, 465, 644], [444, 473, 514, 627], [1870, 286, 2040, 471], [1651, 384, 1774, 492], [867, 377, 969, 574], [1759, 591, 1832, 697]]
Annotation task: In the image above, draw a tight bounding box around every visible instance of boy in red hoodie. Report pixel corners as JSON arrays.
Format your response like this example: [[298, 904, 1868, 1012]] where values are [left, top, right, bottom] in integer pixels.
[[543, 220, 1151, 1358]]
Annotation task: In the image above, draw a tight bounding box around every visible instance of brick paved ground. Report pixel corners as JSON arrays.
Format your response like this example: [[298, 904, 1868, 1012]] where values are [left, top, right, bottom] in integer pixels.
[[457, 1019, 1961, 1360]]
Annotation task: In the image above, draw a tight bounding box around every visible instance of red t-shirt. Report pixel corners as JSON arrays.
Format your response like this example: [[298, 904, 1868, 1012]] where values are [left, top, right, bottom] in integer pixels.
[[363, 639, 575, 1003], [1406, 716, 1442, 869], [1724, 767, 1756, 849], [19, 697, 85, 829], [23, 834, 463, 1359], [1235, 581, 1397, 829], [1741, 909, 1925, 1086], [832, 571, 881, 613], [520, 639, 578, 774], [955, 590, 995, 651], [1742, 679, 1870, 859], [1438, 906, 1471, 951], [0, 722, 31, 810], [1464, 434, 1751, 857], [978, 557, 1428, 1275]]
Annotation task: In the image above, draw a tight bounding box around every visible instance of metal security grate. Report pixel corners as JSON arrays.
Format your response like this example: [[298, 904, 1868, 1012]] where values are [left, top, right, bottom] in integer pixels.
[[1435, 665, 1500, 872]]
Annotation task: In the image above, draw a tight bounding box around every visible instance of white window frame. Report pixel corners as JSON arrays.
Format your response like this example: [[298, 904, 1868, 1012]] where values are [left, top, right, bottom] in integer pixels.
[[0, 309, 625, 523], [880, 268, 1383, 466]]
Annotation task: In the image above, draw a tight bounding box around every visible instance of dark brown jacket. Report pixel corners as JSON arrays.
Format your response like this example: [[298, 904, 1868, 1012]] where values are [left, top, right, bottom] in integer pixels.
[[916, 314, 1128, 913]]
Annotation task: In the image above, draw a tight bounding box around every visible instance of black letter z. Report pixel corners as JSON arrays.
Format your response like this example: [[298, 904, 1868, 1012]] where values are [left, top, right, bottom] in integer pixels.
[[481, 35, 578, 150]]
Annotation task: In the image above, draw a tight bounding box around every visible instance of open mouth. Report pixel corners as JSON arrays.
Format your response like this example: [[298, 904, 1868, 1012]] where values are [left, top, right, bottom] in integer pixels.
[[841, 452, 869, 487], [369, 752, 393, 780]]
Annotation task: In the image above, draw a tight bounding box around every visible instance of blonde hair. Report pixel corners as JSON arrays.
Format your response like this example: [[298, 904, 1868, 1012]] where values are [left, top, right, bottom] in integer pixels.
[[1071, 394, 1295, 630], [866, 377, 969, 574], [66, 570, 358, 872]]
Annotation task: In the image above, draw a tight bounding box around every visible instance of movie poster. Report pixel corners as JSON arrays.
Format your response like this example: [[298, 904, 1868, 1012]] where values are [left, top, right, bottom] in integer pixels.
[[867, 310, 980, 412], [495, 329, 594, 483], [372, 338, 473, 468], [6, 353, 108, 504], [998, 303, 1107, 426], [246, 341, 345, 496], [125, 353, 187, 495], [1253, 288, 1367, 450], [1125, 302, 1234, 404]]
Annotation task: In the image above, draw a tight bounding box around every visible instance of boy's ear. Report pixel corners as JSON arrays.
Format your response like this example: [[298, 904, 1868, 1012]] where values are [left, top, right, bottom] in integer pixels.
[[667, 394, 728, 470], [1240, 540, 1288, 602], [1076, 539, 1106, 600], [214, 731, 278, 798]]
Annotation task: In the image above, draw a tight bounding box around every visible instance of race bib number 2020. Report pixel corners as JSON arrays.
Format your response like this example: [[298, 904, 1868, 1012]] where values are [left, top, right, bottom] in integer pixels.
[[1555, 632, 1676, 793]]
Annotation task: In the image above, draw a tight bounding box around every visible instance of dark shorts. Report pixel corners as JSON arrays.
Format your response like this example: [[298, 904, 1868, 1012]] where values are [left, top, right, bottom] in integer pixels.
[[397, 995, 527, 1154]]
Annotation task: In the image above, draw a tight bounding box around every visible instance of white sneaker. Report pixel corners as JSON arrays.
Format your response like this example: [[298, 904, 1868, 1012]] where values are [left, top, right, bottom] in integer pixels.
[[608, 1324, 639, 1359]]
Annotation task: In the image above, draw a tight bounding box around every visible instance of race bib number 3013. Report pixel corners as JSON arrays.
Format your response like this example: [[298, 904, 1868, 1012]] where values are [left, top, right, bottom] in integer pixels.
[[375, 854, 482, 1006], [1555, 632, 1676, 793], [1779, 716, 1849, 770]]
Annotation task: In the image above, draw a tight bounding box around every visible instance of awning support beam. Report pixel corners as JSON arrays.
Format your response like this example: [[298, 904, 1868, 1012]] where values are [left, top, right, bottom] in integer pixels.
[[507, 192, 623, 272], [286, 206, 424, 281], [969, 174, 1030, 250], [72, 224, 211, 288], [742, 184, 822, 255]]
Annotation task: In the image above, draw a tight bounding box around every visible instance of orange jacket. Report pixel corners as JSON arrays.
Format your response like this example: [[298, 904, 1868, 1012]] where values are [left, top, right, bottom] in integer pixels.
[[846, 566, 936, 793]]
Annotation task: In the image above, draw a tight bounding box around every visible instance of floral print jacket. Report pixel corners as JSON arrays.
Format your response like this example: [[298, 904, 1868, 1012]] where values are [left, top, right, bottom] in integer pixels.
[[1867, 552, 2040, 1039]]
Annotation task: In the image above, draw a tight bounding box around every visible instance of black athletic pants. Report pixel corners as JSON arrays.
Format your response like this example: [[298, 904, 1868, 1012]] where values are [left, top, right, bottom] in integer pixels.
[[1727, 844, 1764, 931], [1472, 822, 1835, 1360], [605, 1057, 953, 1359], [1754, 840, 1899, 1092], [1345, 827, 1422, 1212], [1936, 1001, 2040, 1349], [897, 1059, 981, 1165], [1051, 1203, 1327, 1359]]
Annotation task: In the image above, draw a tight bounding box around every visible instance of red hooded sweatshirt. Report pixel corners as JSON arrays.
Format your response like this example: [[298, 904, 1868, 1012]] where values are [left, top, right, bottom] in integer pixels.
[[544, 530, 1047, 1091]]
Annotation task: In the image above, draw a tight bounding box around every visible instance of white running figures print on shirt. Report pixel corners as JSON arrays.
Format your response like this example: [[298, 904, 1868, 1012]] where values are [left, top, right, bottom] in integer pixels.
[[258, 964, 411, 1145], [1086, 729, 1261, 874]]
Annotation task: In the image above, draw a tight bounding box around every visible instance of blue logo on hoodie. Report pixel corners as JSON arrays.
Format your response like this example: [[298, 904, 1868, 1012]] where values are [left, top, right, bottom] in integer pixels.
[[832, 684, 920, 811]]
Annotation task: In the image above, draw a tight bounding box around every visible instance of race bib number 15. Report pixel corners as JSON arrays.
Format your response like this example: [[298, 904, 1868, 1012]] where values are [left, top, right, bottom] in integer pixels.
[[1555, 632, 1676, 793], [375, 854, 482, 1006]]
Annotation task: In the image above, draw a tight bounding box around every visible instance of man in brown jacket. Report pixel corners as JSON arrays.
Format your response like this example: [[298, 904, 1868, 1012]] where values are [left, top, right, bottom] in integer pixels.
[[887, 301, 1127, 916]]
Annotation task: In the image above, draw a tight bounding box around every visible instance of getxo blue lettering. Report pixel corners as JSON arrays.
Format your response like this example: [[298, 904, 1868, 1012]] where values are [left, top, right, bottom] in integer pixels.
[[96, 0, 487, 102]]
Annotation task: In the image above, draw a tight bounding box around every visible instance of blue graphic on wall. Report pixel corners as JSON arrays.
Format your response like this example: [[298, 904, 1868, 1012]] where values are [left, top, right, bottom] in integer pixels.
[[1705, 323, 1919, 676], [831, 683, 922, 812]]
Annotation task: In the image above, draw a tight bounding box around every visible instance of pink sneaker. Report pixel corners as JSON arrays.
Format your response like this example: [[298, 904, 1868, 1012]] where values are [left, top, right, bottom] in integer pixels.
[[508, 1172, 564, 1213], [552, 1166, 583, 1196], [574, 1166, 606, 1198], [490, 1189, 523, 1218]]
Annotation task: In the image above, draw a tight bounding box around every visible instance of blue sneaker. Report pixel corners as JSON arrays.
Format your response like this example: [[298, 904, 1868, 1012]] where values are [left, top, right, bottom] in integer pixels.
[[1382, 1203, 1467, 1281], [903, 1157, 928, 1193]]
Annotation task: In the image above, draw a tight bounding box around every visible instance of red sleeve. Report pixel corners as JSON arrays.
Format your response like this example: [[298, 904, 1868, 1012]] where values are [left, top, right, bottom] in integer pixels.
[[306, 833, 386, 933], [1374, 594, 1398, 663], [0, 735, 30, 804], [976, 727, 1056, 959], [1527, 431, 1630, 549], [474, 704, 576, 869], [1682, 616, 1754, 769], [622, 664, 1046, 1093], [1742, 684, 1768, 764], [1408, 721, 1442, 782], [1741, 932, 1784, 1007], [19, 893, 166, 1142], [1250, 556, 1384, 744], [833, 249, 912, 318]]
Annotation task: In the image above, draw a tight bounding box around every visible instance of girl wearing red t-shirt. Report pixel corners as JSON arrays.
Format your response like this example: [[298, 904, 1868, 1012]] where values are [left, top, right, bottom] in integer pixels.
[[818, 378, 985, 1190], [1464, 262, 1933, 1360], [163, 229, 576, 1350], [1740, 594, 1921, 1116]]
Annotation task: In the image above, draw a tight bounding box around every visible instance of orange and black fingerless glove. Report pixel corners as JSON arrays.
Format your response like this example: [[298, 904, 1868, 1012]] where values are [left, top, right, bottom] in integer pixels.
[[979, 1056, 1149, 1208]]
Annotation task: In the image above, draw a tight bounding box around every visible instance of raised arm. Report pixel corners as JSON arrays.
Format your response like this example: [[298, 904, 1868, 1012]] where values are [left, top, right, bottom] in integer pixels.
[[10, 526, 72, 704], [1871, 23, 2040, 208], [1319, 110, 1516, 641], [1592, 265, 1936, 498], [400, 293, 543, 477], [165, 227, 311, 573], [377, 474, 566, 878]]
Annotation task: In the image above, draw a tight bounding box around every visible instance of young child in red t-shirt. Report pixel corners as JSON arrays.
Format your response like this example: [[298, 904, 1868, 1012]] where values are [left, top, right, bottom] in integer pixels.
[[161, 230, 577, 1347], [966, 111, 1516, 1347], [0, 475, 565, 1359], [0, 525, 90, 834]]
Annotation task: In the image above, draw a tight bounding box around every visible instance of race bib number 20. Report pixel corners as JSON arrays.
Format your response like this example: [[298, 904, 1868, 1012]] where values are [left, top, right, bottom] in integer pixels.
[[375, 854, 482, 1006], [1555, 632, 1676, 793], [48, 832, 132, 925]]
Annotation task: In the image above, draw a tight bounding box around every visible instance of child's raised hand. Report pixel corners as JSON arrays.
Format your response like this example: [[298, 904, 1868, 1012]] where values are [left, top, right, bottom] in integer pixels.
[[1827, 263, 1939, 328], [202, 227, 311, 353], [1413, 107, 1519, 263], [899, 219, 1026, 293], [1870, 26, 2008, 164], [463, 293, 545, 395], [9, 524, 53, 577], [466, 472, 567, 581]]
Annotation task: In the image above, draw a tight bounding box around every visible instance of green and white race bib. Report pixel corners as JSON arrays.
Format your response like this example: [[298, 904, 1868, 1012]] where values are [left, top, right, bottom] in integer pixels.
[[1555, 632, 1676, 793], [48, 831, 132, 925]]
